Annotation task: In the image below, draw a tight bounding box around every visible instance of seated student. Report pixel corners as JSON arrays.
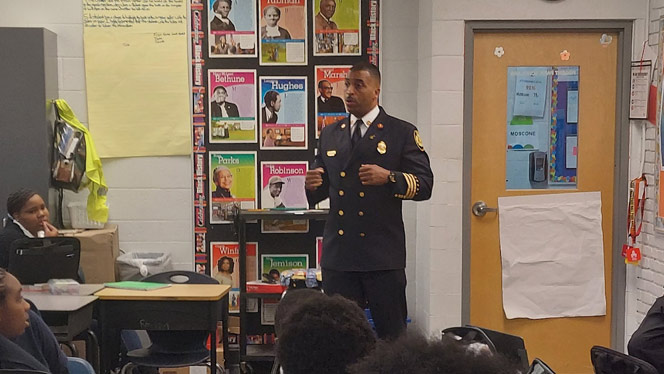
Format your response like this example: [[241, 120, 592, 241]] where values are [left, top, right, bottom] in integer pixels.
[[0, 267, 57, 372], [16, 309, 69, 374], [0, 189, 59, 269], [276, 293, 376, 374], [628, 295, 664, 373], [348, 333, 518, 374]]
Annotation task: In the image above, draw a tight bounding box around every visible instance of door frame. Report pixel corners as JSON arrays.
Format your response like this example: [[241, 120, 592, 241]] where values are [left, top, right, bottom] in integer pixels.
[[462, 20, 633, 350]]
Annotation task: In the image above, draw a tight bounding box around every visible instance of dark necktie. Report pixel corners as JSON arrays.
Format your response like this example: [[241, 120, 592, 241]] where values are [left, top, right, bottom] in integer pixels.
[[351, 120, 363, 148]]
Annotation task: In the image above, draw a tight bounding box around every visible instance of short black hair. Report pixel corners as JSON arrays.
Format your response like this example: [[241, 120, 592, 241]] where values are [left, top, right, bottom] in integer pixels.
[[217, 256, 234, 273], [350, 61, 381, 85], [0, 268, 7, 305], [213, 0, 231, 11], [7, 189, 38, 217], [213, 85, 228, 94], [277, 294, 376, 374], [274, 289, 324, 337], [263, 90, 280, 109], [348, 333, 518, 374], [263, 5, 281, 17], [318, 79, 331, 89]]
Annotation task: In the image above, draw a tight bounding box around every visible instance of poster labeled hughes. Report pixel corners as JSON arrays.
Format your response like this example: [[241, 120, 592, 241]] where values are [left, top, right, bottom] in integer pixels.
[[211, 242, 258, 313], [260, 76, 307, 150], [208, 0, 257, 57], [259, 0, 307, 65], [209, 151, 257, 224], [312, 0, 360, 56], [260, 161, 308, 233], [208, 69, 257, 143], [315, 65, 350, 138]]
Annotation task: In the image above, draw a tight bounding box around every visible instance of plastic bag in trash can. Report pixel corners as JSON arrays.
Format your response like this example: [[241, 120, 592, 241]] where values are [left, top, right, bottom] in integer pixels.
[[116, 252, 173, 281]]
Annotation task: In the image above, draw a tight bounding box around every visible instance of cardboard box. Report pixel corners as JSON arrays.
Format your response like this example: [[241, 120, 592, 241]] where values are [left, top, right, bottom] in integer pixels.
[[66, 224, 119, 283]]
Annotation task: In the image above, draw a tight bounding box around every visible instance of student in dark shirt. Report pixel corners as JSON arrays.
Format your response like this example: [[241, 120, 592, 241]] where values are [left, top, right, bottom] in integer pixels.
[[0, 189, 59, 268], [0, 267, 61, 373]]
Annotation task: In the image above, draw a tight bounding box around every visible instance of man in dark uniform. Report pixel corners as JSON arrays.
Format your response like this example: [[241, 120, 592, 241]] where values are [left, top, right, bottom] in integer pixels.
[[628, 295, 664, 372], [306, 61, 433, 339]]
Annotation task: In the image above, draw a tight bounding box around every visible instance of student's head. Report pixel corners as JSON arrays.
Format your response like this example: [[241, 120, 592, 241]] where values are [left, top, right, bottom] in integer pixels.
[[263, 5, 281, 27], [269, 269, 280, 281], [319, 0, 337, 19], [268, 176, 284, 198], [264, 90, 282, 112], [274, 289, 325, 337], [213, 0, 232, 18], [318, 79, 334, 99], [345, 61, 381, 118], [7, 189, 49, 237], [348, 333, 518, 374], [212, 85, 228, 104], [0, 268, 30, 339], [277, 294, 376, 374], [213, 165, 233, 190], [217, 256, 234, 273]]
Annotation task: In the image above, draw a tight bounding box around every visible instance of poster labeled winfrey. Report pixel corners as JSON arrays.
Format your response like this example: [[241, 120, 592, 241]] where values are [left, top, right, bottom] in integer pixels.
[[208, 69, 257, 143], [260, 161, 308, 233], [259, 0, 307, 65], [312, 0, 360, 55], [315, 65, 350, 138], [209, 151, 257, 224], [208, 0, 257, 57], [210, 242, 258, 313], [260, 76, 307, 150]]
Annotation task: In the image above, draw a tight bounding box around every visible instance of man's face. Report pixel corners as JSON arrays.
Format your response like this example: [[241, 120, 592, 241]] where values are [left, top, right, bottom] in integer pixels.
[[321, 0, 336, 19], [213, 88, 227, 104], [269, 182, 283, 198], [319, 81, 333, 99], [216, 169, 233, 189], [216, 1, 231, 17], [0, 273, 30, 339], [344, 69, 380, 117], [272, 95, 282, 112]]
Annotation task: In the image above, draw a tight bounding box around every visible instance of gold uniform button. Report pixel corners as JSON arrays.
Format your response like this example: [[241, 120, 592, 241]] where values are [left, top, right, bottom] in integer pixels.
[[340, 171, 346, 177], [360, 232, 366, 237], [338, 229, 344, 236], [338, 210, 344, 216], [358, 211, 364, 216], [339, 190, 345, 196], [359, 192, 365, 197]]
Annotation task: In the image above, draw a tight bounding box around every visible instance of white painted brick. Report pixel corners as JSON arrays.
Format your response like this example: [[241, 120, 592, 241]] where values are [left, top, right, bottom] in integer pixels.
[[58, 90, 88, 123], [60, 58, 86, 91], [646, 199, 658, 212], [0, 0, 83, 25], [381, 0, 418, 27], [430, 181, 462, 205], [645, 211, 657, 224], [42, 23, 84, 58], [431, 125, 463, 159], [431, 56, 464, 92], [103, 156, 192, 188], [121, 241, 193, 267], [106, 189, 192, 221], [430, 203, 462, 229], [430, 159, 462, 183], [112, 220, 192, 243], [644, 163, 657, 175], [431, 21, 464, 57], [646, 127, 658, 139], [646, 140, 656, 149], [382, 60, 419, 94], [431, 91, 464, 125], [382, 26, 418, 62], [645, 151, 657, 163]]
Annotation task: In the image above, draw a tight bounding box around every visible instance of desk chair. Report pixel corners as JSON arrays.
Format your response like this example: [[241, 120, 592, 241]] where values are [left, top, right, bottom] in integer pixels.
[[120, 271, 224, 374], [590, 346, 658, 374], [67, 357, 95, 374], [8, 237, 80, 285], [442, 325, 529, 371]]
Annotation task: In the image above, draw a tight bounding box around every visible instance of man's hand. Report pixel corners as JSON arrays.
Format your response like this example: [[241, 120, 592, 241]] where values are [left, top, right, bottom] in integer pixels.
[[359, 164, 389, 185], [306, 168, 325, 191], [42, 221, 59, 237]]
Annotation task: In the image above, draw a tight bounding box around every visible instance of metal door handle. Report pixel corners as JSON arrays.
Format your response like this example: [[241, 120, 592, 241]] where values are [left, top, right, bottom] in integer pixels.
[[472, 201, 497, 217]]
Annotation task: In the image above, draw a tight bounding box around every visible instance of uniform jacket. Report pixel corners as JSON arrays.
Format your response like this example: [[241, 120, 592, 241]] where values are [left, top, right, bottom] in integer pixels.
[[307, 107, 433, 271], [210, 17, 235, 32], [628, 295, 664, 373], [211, 101, 239, 119]]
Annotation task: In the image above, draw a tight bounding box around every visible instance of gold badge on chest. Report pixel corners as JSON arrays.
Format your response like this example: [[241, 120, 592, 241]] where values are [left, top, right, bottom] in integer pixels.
[[327, 150, 337, 157], [377, 141, 387, 154]]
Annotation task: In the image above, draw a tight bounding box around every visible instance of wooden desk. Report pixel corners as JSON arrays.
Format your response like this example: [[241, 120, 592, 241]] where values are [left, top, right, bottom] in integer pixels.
[[95, 284, 231, 374]]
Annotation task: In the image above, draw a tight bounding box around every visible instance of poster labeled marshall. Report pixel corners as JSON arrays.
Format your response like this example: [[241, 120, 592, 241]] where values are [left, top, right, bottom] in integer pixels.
[[208, 69, 257, 143], [261, 254, 309, 282], [211, 242, 258, 313], [315, 65, 350, 138], [209, 151, 257, 224], [260, 161, 308, 233]]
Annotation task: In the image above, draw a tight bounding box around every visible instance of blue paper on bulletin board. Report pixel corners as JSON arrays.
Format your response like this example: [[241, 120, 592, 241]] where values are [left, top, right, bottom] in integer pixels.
[[549, 66, 579, 185]]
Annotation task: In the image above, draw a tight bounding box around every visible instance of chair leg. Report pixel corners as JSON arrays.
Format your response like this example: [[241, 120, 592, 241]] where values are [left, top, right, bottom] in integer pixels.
[[85, 329, 100, 374], [61, 341, 79, 357], [270, 357, 280, 374]]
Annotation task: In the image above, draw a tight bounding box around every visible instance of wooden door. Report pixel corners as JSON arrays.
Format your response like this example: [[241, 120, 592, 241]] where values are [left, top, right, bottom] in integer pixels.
[[470, 31, 618, 374]]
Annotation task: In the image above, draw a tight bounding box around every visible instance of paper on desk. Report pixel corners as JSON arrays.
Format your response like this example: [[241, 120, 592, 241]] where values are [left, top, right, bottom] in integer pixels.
[[498, 192, 606, 319]]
